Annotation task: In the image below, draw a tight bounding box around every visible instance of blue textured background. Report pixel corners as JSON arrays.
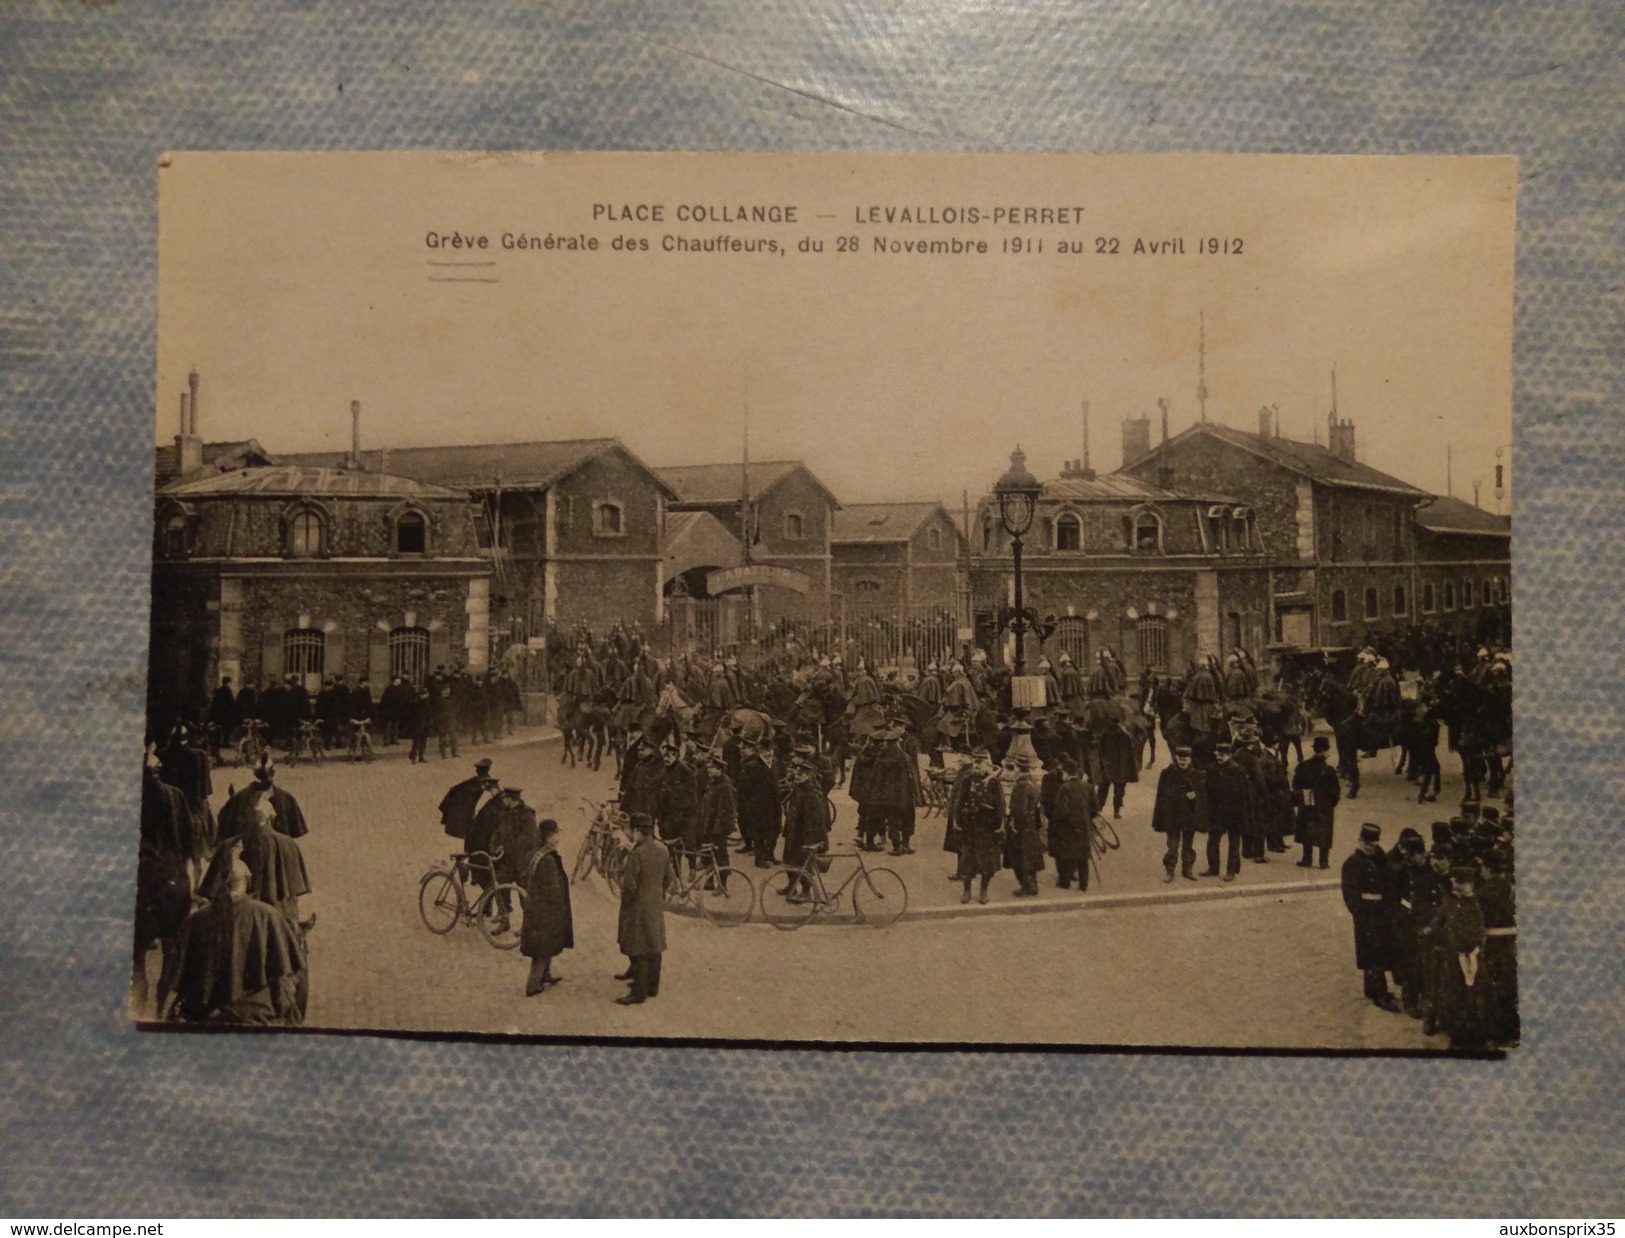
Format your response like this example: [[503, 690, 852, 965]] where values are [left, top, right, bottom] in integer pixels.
[[2, 0, 1622, 1217]]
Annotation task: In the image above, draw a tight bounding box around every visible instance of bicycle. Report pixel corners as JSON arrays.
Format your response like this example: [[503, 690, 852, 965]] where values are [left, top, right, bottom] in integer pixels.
[[759, 843, 908, 930], [347, 718, 375, 763], [288, 719, 326, 765], [663, 842, 756, 927], [235, 718, 268, 769], [570, 798, 632, 892], [417, 848, 526, 949]]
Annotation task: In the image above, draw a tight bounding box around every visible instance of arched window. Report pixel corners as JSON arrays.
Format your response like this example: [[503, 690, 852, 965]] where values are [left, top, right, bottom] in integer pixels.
[[162, 513, 188, 558], [1055, 512, 1081, 551], [288, 509, 324, 557], [852, 578, 881, 595], [784, 511, 805, 540], [1461, 579, 1475, 608], [927, 527, 941, 552], [283, 628, 326, 693], [1443, 582, 1456, 611], [1422, 582, 1436, 613], [389, 626, 430, 684], [1128, 508, 1163, 553], [1331, 590, 1348, 622], [1136, 615, 1168, 672], [1364, 587, 1379, 619], [1052, 616, 1089, 668], [1393, 584, 1408, 616], [394, 510, 427, 554], [594, 501, 623, 536]]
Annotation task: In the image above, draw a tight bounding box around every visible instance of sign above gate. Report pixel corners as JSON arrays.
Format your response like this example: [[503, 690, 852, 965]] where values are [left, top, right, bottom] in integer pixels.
[[707, 564, 812, 596]]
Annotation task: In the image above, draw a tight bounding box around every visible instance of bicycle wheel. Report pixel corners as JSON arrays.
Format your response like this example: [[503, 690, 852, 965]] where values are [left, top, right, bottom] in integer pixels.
[[417, 870, 463, 934], [852, 866, 908, 928], [758, 866, 816, 931], [602, 844, 627, 895], [695, 866, 755, 927], [570, 829, 596, 883], [475, 883, 526, 950]]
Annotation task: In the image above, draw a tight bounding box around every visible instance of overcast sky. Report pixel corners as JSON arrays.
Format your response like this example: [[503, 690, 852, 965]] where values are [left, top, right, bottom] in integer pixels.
[[158, 152, 1515, 513]]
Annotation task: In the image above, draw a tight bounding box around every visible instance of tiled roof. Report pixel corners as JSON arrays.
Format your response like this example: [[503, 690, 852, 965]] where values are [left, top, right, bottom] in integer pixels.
[[159, 464, 468, 500], [831, 501, 948, 544], [281, 438, 677, 498], [657, 460, 837, 507], [665, 510, 742, 576], [1414, 494, 1512, 536], [1042, 473, 1223, 503], [1174, 423, 1430, 494]]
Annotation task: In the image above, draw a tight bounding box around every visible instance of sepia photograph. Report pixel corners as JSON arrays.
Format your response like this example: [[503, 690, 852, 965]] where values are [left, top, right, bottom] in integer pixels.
[[135, 151, 1516, 1049]]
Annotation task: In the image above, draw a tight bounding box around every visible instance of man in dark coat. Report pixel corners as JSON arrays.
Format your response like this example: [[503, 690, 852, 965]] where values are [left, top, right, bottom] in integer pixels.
[[1080, 696, 1137, 818], [135, 752, 196, 1010], [956, 748, 1005, 905], [738, 741, 782, 869], [654, 740, 700, 870], [217, 758, 308, 842], [1202, 742, 1254, 881], [207, 677, 237, 762], [614, 814, 670, 1005], [698, 750, 738, 888], [1423, 864, 1489, 1046], [1292, 735, 1342, 869], [405, 685, 432, 763], [1048, 754, 1096, 892], [1342, 823, 1402, 1011], [438, 758, 496, 842], [780, 757, 831, 898], [848, 735, 881, 851], [1006, 756, 1046, 897], [941, 753, 979, 875], [620, 731, 666, 824], [868, 728, 918, 857], [378, 675, 408, 746], [1230, 727, 1271, 864], [520, 818, 573, 995], [1152, 745, 1206, 883], [1477, 847, 1519, 1045]]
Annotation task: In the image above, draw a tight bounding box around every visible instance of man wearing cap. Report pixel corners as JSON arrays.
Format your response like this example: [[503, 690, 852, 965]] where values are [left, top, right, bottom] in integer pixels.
[[1292, 736, 1341, 869], [1006, 754, 1046, 897], [956, 748, 1005, 904], [1202, 741, 1254, 882], [869, 726, 918, 857], [438, 758, 497, 843], [1391, 832, 1437, 1019], [1422, 864, 1489, 1046], [1151, 746, 1206, 883], [1182, 655, 1223, 735], [655, 739, 702, 875], [780, 756, 831, 900], [1048, 754, 1096, 893], [614, 813, 670, 1005], [1341, 823, 1401, 1012], [217, 756, 309, 844], [698, 750, 738, 888]]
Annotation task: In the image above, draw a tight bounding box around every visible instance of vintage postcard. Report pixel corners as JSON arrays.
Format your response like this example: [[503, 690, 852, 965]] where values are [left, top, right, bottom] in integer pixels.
[[137, 152, 1515, 1048]]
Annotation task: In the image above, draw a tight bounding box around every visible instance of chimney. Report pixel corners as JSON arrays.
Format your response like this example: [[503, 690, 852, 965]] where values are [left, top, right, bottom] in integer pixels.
[[1121, 416, 1151, 464], [1155, 398, 1174, 489], [175, 374, 203, 476], [1328, 417, 1356, 463], [347, 399, 362, 469], [1258, 406, 1274, 438]]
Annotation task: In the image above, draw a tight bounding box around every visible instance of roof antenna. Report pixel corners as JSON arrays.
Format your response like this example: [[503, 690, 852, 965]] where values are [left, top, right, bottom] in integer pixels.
[[1196, 312, 1209, 424]]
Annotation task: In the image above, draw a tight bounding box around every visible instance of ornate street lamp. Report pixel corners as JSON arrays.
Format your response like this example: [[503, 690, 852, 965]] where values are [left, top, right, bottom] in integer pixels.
[[993, 447, 1055, 768]]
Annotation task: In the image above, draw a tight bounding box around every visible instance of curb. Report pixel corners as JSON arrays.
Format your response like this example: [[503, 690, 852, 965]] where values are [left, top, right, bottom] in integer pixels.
[[663, 875, 1342, 926]]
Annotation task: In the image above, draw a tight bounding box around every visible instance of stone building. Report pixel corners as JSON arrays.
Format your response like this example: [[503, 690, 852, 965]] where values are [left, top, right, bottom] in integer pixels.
[[286, 437, 679, 639], [1411, 494, 1513, 646], [1117, 408, 1511, 652], [656, 460, 841, 625], [831, 501, 965, 615], [149, 462, 491, 717], [966, 452, 1271, 680]]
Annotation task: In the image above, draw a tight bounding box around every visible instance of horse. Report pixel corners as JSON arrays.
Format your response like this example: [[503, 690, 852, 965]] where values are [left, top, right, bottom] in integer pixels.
[[1251, 688, 1309, 766], [1309, 675, 1367, 796], [559, 690, 611, 771]]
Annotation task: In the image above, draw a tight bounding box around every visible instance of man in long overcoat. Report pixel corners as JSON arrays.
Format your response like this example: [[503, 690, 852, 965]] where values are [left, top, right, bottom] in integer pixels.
[[438, 758, 496, 842], [1006, 755, 1046, 896], [1152, 745, 1206, 883], [956, 749, 1005, 904], [1342, 822, 1401, 1011], [868, 727, 918, 856], [520, 817, 573, 996], [1048, 754, 1096, 892], [738, 741, 782, 868], [1292, 735, 1342, 869], [615, 814, 670, 1005], [1202, 742, 1254, 881], [698, 750, 738, 886]]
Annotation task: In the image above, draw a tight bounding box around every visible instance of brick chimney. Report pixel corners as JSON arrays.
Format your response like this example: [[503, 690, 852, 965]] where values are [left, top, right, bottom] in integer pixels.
[[346, 399, 362, 469], [1258, 406, 1274, 438], [1326, 369, 1355, 462], [1121, 415, 1151, 463], [1155, 398, 1174, 489], [175, 368, 203, 476]]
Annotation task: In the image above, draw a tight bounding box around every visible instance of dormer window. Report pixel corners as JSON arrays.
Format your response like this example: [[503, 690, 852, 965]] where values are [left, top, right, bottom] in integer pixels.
[[288, 509, 325, 557], [162, 513, 188, 558], [394, 510, 427, 554], [1055, 512, 1081, 551], [1125, 507, 1163, 553]]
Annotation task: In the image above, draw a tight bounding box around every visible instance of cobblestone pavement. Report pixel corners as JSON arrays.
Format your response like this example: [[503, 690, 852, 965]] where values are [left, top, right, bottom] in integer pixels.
[[173, 724, 1485, 1048]]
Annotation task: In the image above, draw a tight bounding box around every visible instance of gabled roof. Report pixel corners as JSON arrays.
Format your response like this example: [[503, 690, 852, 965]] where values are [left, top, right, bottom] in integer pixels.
[[832, 502, 955, 545], [1143, 423, 1430, 495], [665, 510, 743, 577], [281, 438, 677, 499], [1413, 494, 1512, 537], [159, 464, 468, 501], [657, 460, 840, 509]]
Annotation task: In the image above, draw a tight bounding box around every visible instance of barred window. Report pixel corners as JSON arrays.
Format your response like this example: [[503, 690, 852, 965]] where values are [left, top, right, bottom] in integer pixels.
[[389, 626, 430, 684], [283, 628, 325, 686], [1136, 615, 1168, 673]]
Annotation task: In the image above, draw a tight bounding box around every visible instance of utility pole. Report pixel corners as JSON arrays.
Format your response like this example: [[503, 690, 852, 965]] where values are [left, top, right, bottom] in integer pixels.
[[1196, 311, 1209, 423]]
